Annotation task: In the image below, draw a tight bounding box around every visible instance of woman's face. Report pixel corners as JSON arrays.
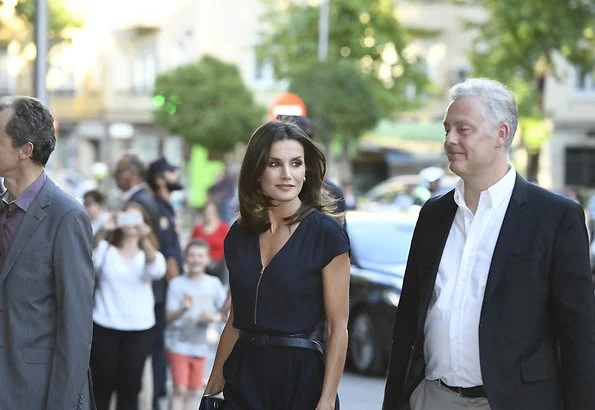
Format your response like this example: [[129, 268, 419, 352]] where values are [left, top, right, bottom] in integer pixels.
[[259, 139, 306, 205], [204, 202, 219, 222]]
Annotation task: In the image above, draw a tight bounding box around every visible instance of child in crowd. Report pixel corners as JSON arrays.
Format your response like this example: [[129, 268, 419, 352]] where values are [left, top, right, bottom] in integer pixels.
[[165, 239, 227, 410]]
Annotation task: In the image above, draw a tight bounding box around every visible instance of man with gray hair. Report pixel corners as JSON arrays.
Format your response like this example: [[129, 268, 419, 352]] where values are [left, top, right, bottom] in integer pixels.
[[0, 96, 95, 409], [383, 78, 595, 410]]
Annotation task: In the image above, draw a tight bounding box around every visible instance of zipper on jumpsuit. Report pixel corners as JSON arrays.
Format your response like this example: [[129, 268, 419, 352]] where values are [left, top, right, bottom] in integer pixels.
[[254, 266, 265, 324]]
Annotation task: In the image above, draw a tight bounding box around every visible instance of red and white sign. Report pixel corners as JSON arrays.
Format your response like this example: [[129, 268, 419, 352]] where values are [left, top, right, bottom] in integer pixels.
[[268, 92, 307, 119]]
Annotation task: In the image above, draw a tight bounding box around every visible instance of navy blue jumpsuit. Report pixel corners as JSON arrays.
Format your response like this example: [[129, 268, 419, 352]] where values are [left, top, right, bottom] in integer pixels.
[[222, 210, 350, 410]]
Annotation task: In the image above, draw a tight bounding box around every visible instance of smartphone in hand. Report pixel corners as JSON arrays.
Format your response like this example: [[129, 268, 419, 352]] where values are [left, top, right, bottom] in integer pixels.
[[117, 211, 143, 227]]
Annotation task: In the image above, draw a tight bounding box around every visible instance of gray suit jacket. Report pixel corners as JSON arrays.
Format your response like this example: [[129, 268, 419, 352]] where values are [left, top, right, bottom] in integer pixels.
[[0, 178, 95, 410]]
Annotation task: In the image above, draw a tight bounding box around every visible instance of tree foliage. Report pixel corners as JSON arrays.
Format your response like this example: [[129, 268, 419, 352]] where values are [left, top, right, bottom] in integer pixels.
[[3, 0, 83, 42], [289, 60, 380, 144], [458, 0, 595, 181], [462, 0, 595, 114], [257, 0, 433, 115], [153, 55, 265, 155]]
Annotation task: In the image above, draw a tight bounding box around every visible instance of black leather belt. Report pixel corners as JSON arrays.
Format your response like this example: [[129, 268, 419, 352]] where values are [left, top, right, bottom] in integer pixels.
[[438, 380, 486, 398], [238, 330, 324, 357]]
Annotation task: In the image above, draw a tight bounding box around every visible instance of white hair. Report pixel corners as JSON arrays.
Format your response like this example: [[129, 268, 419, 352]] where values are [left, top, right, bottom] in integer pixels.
[[448, 78, 518, 148]]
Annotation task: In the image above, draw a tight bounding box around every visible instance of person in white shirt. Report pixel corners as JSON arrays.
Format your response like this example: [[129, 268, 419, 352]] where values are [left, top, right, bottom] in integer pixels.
[[165, 239, 227, 410], [383, 78, 595, 410], [91, 202, 166, 410]]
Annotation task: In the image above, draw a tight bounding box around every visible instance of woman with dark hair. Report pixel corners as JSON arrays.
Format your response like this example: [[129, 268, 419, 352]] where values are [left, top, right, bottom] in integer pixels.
[[90, 202, 166, 410], [203, 120, 350, 409]]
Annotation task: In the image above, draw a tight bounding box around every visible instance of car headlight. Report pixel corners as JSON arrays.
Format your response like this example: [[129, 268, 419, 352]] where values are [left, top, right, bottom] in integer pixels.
[[383, 290, 400, 307]]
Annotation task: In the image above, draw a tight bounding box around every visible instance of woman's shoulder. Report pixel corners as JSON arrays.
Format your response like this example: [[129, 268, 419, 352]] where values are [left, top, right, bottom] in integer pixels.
[[95, 239, 112, 258], [308, 209, 344, 231], [224, 218, 250, 243], [191, 223, 204, 236], [216, 219, 231, 234]]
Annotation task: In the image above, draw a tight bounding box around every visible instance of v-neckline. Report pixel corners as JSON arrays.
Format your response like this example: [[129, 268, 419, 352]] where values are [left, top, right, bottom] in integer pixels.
[[257, 214, 309, 269]]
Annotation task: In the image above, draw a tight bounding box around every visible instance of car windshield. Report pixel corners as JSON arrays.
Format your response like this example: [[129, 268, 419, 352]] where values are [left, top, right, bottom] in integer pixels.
[[347, 218, 415, 266]]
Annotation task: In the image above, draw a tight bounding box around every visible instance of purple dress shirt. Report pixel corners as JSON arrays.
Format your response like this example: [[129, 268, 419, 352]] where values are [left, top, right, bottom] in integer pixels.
[[0, 172, 47, 270]]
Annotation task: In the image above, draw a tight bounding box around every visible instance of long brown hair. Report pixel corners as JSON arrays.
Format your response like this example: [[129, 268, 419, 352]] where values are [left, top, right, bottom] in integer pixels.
[[237, 120, 336, 233], [107, 202, 159, 248]]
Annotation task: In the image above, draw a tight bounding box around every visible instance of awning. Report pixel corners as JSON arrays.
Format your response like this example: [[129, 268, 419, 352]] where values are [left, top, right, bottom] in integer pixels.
[[361, 119, 445, 153]]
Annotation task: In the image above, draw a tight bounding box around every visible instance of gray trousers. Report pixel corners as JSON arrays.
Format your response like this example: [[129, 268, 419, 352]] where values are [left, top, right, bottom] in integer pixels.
[[410, 379, 491, 410]]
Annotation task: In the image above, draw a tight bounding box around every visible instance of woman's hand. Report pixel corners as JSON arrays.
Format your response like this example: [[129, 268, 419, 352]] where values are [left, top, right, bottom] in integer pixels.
[[203, 373, 225, 396], [315, 398, 336, 410], [137, 221, 152, 238]]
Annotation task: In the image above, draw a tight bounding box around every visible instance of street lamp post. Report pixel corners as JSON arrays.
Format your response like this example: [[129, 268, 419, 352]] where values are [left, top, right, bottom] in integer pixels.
[[318, 0, 329, 61], [34, 0, 48, 103]]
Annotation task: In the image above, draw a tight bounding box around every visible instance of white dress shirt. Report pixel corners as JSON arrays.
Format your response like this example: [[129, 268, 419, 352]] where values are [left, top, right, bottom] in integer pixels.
[[424, 166, 516, 387]]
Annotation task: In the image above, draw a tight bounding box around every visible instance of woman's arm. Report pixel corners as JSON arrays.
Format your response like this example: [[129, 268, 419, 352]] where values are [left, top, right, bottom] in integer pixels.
[[317, 251, 350, 410], [139, 235, 157, 263], [203, 302, 239, 395]]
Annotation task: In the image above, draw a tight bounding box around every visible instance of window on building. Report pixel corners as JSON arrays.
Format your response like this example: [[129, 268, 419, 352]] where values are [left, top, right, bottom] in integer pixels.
[[131, 51, 157, 95], [113, 29, 159, 95], [450, 67, 469, 86], [254, 58, 265, 81], [572, 66, 595, 99], [565, 147, 595, 187]]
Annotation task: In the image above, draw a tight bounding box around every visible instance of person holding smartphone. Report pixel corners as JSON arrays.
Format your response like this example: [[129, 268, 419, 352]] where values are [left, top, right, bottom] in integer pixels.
[[90, 202, 167, 410]]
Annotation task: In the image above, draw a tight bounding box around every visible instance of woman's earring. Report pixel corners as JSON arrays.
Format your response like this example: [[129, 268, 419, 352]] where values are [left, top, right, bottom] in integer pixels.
[[303, 176, 306, 182]]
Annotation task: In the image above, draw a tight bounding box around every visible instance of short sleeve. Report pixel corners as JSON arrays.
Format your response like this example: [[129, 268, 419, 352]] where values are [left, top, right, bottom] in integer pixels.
[[143, 251, 167, 280], [319, 213, 350, 268], [223, 220, 241, 259], [159, 228, 180, 259], [166, 278, 183, 311]]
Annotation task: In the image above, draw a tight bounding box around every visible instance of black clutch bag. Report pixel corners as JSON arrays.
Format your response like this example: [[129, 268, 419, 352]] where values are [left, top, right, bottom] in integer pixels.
[[198, 392, 225, 410]]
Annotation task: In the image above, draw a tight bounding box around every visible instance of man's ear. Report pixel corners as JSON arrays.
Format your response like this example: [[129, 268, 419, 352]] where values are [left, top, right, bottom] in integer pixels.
[[19, 142, 34, 159], [495, 123, 510, 148]]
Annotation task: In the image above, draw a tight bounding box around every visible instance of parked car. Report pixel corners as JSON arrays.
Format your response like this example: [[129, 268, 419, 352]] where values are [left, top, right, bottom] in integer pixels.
[[358, 173, 459, 212], [345, 210, 417, 375]]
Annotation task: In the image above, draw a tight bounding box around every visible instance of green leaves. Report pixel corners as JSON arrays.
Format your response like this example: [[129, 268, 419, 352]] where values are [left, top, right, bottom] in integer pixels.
[[13, 0, 83, 41], [153, 55, 265, 155], [289, 60, 380, 143], [257, 0, 432, 115], [467, 0, 595, 86]]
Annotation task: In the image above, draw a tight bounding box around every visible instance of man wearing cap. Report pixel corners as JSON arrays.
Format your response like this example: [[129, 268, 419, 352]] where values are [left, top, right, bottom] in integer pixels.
[[147, 156, 184, 410]]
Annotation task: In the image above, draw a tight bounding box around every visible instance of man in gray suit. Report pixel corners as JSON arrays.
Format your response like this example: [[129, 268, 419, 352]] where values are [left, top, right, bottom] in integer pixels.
[[0, 96, 95, 409]]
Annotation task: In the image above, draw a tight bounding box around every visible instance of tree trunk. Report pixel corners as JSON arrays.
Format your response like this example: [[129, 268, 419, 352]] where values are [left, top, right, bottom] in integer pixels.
[[528, 74, 545, 184], [207, 150, 225, 161], [340, 139, 353, 184], [527, 150, 540, 183], [323, 140, 335, 179]]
